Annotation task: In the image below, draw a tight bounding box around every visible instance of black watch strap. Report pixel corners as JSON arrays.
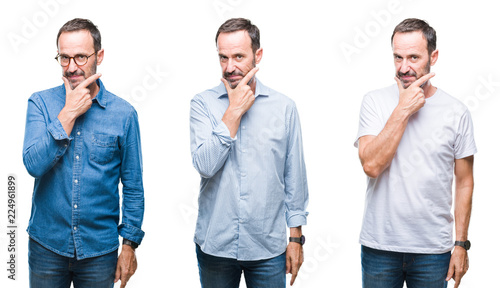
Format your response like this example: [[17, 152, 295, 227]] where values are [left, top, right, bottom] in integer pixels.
[[289, 235, 306, 245], [454, 240, 471, 251], [123, 239, 139, 249]]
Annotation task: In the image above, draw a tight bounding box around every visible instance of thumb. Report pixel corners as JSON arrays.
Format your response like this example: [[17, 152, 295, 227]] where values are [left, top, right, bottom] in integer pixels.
[[114, 264, 121, 283], [394, 76, 404, 91], [446, 265, 454, 281], [286, 255, 291, 274], [62, 76, 72, 92], [221, 78, 232, 92]]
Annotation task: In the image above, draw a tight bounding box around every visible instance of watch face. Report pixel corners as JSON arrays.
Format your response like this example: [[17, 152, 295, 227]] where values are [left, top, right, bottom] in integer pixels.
[[465, 240, 471, 250], [301, 235, 306, 245]]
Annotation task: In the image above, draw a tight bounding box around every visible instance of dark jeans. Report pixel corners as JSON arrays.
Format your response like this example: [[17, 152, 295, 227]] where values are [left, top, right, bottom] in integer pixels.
[[196, 244, 286, 288], [29, 238, 117, 288], [361, 245, 451, 288]]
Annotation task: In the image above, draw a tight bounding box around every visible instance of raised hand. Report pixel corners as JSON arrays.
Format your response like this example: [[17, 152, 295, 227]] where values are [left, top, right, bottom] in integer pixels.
[[395, 72, 435, 117], [62, 73, 101, 119], [58, 73, 101, 136], [221, 67, 259, 137], [221, 67, 259, 117]]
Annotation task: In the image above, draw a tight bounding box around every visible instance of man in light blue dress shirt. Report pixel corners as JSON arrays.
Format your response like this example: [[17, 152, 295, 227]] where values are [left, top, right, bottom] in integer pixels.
[[190, 18, 309, 287]]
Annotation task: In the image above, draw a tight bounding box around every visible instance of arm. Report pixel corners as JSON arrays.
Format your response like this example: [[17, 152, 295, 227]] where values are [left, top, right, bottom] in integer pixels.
[[190, 96, 235, 178], [23, 74, 102, 178], [287, 226, 304, 286], [284, 104, 308, 286], [23, 96, 71, 178], [57, 74, 101, 136], [446, 156, 474, 288], [115, 108, 145, 288], [358, 73, 434, 178], [221, 67, 258, 137], [190, 68, 259, 177]]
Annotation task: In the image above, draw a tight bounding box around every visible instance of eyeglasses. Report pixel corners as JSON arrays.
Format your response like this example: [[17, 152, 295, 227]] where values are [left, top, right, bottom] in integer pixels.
[[55, 51, 96, 67]]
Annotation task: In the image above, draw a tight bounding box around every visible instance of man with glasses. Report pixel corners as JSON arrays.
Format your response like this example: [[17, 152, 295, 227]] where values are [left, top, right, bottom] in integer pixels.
[[190, 18, 309, 287], [23, 18, 144, 288]]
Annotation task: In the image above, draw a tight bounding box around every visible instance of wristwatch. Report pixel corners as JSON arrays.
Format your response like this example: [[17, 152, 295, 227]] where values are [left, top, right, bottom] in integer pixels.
[[289, 235, 306, 245], [123, 238, 139, 249], [454, 240, 471, 250]]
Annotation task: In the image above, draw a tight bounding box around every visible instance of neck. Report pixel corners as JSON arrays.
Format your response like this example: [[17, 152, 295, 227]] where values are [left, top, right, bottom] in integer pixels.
[[88, 81, 100, 99], [422, 81, 437, 99], [249, 77, 257, 94]]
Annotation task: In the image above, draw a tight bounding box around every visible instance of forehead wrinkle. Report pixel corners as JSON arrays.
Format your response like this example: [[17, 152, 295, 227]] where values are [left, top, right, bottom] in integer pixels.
[[58, 30, 94, 55], [217, 31, 252, 54], [392, 32, 427, 57]]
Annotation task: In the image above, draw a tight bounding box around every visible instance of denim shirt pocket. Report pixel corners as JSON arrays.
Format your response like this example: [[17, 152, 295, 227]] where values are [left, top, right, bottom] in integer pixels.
[[90, 133, 118, 164]]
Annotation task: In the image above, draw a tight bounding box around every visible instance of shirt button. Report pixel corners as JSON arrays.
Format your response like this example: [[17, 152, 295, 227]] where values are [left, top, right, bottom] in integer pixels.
[[241, 173, 247, 177], [77, 131, 81, 136], [74, 226, 77, 231], [74, 179, 78, 184], [74, 204, 78, 209], [64, 144, 68, 147], [75, 155, 79, 160], [242, 126, 246, 129], [242, 149, 246, 153]]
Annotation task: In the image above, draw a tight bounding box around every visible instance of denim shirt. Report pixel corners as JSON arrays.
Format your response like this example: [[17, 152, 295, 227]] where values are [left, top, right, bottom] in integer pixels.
[[190, 79, 309, 261], [23, 79, 145, 260]]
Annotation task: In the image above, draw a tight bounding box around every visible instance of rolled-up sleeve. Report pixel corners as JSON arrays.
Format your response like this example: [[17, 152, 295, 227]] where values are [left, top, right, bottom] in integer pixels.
[[190, 95, 235, 178], [284, 103, 309, 227], [118, 108, 145, 244], [22, 94, 71, 178]]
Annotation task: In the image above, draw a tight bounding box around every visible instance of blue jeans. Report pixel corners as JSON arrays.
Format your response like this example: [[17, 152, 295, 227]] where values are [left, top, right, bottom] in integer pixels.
[[29, 238, 117, 288], [196, 244, 286, 288], [361, 245, 451, 288]]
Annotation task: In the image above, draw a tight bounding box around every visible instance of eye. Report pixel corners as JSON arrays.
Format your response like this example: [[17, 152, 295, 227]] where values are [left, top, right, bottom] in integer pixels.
[[75, 55, 87, 61], [219, 55, 228, 62], [60, 55, 70, 61]]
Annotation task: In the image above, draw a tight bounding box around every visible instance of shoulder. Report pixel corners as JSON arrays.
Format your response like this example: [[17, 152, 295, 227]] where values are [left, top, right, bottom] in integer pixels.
[[434, 88, 469, 113], [193, 84, 225, 102], [29, 85, 65, 102], [103, 88, 137, 116], [364, 84, 398, 101], [258, 80, 297, 109]]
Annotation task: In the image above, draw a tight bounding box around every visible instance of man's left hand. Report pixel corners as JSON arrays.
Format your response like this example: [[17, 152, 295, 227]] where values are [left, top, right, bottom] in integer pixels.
[[114, 245, 137, 288], [286, 242, 303, 286], [446, 247, 469, 288]]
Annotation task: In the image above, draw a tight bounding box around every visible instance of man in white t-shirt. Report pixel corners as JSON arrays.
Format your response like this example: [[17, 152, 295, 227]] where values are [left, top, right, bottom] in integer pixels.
[[355, 18, 476, 288]]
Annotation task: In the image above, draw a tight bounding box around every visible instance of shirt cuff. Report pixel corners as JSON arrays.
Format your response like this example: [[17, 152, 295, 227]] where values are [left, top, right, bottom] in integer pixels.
[[47, 117, 72, 141], [286, 212, 308, 228], [213, 121, 236, 145], [118, 223, 145, 245]]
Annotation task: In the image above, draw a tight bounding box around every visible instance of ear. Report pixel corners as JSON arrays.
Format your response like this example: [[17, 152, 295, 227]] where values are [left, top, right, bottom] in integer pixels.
[[430, 49, 438, 66], [96, 49, 104, 65], [254, 47, 263, 65]]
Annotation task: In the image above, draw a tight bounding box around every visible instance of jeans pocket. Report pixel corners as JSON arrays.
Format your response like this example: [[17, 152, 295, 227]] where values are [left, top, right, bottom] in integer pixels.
[[90, 133, 118, 164]]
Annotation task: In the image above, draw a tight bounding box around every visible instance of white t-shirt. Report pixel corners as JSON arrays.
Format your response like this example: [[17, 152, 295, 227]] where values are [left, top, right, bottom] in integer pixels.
[[355, 84, 477, 254]]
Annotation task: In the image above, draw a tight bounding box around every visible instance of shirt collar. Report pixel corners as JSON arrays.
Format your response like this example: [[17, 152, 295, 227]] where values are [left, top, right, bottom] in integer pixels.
[[217, 78, 270, 98], [92, 78, 107, 108]]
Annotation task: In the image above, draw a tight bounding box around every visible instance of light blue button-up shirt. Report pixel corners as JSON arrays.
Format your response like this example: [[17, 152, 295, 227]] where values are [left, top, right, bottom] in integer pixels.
[[190, 79, 309, 261], [23, 79, 145, 260]]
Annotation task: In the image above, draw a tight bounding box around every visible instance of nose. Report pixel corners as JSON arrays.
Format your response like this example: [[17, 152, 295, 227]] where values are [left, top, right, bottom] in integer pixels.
[[226, 58, 236, 74], [399, 59, 411, 74], [66, 58, 78, 73]]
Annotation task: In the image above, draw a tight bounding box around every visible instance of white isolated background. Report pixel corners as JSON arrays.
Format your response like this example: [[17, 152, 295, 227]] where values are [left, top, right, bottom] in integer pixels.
[[0, 0, 498, 287]]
